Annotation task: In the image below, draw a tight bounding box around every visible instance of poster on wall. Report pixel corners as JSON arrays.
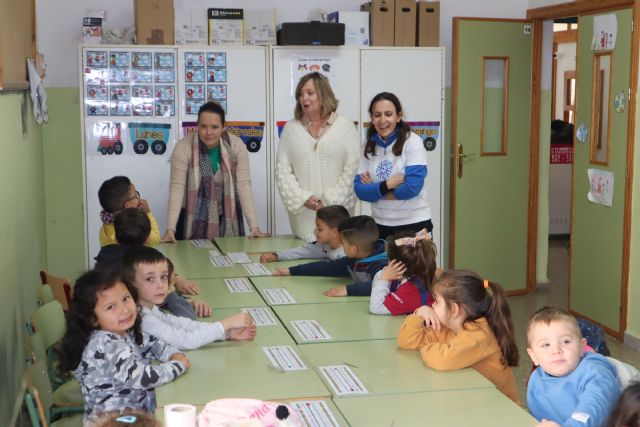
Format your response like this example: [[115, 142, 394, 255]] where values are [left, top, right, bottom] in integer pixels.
[[591, 14, 617, 51], [86, 121, 174, 157], [587, 168, 614, 207], [291, 56, 335, 95], [180, 120, 265, 153], [183, 51, 228, 115]]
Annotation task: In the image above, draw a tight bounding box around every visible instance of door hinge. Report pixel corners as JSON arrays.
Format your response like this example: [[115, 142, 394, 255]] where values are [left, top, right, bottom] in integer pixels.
[[633, 19, 635, 33], [629, 88, 632, 101]]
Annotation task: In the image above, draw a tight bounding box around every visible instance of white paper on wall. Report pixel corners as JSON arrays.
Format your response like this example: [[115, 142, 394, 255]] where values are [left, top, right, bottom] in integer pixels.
[[587, 168, 614, 206]]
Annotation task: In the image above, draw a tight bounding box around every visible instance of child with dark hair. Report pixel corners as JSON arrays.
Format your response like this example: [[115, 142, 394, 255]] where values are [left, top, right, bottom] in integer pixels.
[[607, 382, 640, 427], [398, 269, 520, 404], [98, 176, 160, 246], [260, 205, 349, 262], [274, 215, 387, 297], [369, 229, 439, 315], [122, 246, 256, 350], [57, 269, 188, 421]]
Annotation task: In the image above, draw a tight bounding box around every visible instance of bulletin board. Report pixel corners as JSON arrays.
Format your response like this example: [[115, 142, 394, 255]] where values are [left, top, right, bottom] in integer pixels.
[[0, 0, 36, 90]]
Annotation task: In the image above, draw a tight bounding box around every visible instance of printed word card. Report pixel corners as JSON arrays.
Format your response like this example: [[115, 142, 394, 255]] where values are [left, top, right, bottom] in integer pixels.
[[227, 251, 252, 264], [291, 320, 331, 341], [209, 255, 233, 268], [262, 346, 307, 371], [243, 262, 272, 276], [319, 365, 369, 396], [208, 249, 221, 257], [242, 307, 277, 326], [263, 288, 296, 305], [224, 278, 253, 293], [191, 239, 215, 248], [290, 401, 341, 427]]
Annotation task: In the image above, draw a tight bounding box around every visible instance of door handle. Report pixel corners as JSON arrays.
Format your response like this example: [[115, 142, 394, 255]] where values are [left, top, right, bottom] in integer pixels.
[[457, 144, 475, 178]]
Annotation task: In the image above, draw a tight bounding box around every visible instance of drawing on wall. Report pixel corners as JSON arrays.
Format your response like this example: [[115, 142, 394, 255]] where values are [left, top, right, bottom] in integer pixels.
[[592, 14, 617, 51], [183, 51, 228, 115], [291, 56, 334, 95], [129, 122, 172, 155], [576, 123, 588, 143], [407, 121, 440, 152], [587, 168, 614, 207], [614, 90, 626, 113], [181, 120, 264, 153]]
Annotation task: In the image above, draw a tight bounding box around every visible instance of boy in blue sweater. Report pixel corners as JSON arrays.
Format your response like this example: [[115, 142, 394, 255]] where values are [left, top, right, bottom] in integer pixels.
[[526, 307, 620, 427], [273, 215, 387, 297]]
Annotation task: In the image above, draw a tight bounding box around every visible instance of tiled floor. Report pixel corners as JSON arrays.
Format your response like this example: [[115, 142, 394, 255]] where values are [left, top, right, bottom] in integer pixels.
[[508, 238, 640, 406]]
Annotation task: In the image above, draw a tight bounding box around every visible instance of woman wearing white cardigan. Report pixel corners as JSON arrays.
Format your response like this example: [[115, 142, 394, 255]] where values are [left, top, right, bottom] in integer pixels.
[[276, 72, 360, 242]]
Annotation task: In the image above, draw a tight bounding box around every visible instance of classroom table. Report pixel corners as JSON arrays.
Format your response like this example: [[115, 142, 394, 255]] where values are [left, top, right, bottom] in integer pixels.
[[333, 388, 537, 427], [214, 235, 305, 254], [298, 340, 493, 396], [155, 343, 330, 406], [156, 241, 248, 279], [251, 276, 368, 305], [189, 277, 266, 309], [272, 302, 406, 343]]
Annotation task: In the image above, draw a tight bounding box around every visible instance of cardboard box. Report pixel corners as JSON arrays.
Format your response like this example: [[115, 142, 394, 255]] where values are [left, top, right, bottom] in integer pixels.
[[174, 8, 208, 45], [417, 1, 440, 46], [327, 11, 369, 46], [134, 0, 174, 45], [277, 22, 345, 46], [244, 9, 277, 46], [208, 8, 244, 46], [394, 0, 416, 46], [370, 0, 395, 46]]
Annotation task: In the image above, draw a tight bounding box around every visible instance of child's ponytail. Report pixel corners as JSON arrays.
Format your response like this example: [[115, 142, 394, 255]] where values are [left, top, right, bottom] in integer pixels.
[[434, 270, 519, 367], [387, 230, 437, 292], [484, 280, 519, 367]]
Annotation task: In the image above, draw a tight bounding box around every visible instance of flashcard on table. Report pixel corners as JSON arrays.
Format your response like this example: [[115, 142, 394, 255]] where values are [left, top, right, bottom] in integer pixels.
[[191, 239, 215, 248], [208, 249, 221, 257], [263, 288, 297, 305], [209, 255, 233, 267], [224, 278, 253, 293], [262, 346, 307, 371], [243, 262, 272, 276], [290, 400, 341, 427], [319, 365, 369, 396], [242, 307, 277, 326], [227, 251, 252, 264], [290, 320, 331, 341]]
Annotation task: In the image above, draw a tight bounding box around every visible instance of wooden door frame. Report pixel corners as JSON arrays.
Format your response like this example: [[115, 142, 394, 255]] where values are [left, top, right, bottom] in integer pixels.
[[528, 0, 637, 339], [449, 17, 533, 296]]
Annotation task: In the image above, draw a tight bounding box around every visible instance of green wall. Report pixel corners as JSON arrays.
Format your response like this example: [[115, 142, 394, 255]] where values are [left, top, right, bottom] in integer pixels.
[[42, 88, 86, 279], [0, 93, 46, 425]]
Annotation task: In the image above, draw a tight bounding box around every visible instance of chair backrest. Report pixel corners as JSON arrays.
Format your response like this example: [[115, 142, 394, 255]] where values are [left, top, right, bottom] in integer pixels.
[[36, 284, 56, 306], [32, 301, 65, 351], [40, 270, 72, 311], [24, 360, 54, 424], [29, 332, 48, 366]]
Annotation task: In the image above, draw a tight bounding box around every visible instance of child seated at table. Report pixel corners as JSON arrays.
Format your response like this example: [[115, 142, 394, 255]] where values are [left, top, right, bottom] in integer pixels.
[[526, 307, 620, 427], [370, 229, 440, 315], [56, 269, 189, 422], [98, 175, 160, 246], [397, 269, 520, 404], [122, 246, 256, 350], [259, 205, 349, 263], [95, 208, 209, 319], [607, 382, 640, 427], [274, 215, 387, 297]]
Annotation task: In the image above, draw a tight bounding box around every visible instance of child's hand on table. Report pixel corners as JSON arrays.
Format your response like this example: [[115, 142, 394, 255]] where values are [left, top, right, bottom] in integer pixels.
[[228, 325, 257, 341], [169, 353, 191, 369], [415, 305, 441, 333], [191, 300, 212, 317], [222, 312, 254, 331], [381, 260, 406, 281], [260, 252, 278, 263], [536, 420, 560, 427], [323, 285, 347, 297], [273, 268, 290, 276], [174, 276, 200, 295]]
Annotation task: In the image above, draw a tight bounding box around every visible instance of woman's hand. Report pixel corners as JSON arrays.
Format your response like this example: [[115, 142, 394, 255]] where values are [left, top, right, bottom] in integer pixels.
[[250, 227, 271, 238], [161, 229, 176, 243], [304, 196, 323, 211], [360, 171, 372, 184], [415, 306, 442, 333], [386, 173, 405, 190], [381, 260, 407, 281]]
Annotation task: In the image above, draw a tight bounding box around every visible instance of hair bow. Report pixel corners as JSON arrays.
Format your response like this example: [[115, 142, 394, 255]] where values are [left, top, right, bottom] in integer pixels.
[[394, 228, 431, 247]]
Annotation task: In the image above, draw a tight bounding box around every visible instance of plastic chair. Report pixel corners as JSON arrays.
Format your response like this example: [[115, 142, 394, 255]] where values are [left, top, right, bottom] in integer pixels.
[[24, 360, 83, 427], [31, 301, 66, 352], [29, 332, 83, 408], [36, 284, 56, 306], [39, 270, 72, 311]]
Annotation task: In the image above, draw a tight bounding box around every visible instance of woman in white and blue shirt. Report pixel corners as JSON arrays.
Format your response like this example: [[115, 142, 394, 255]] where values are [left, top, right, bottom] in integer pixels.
[[354, 92, 432, 239]]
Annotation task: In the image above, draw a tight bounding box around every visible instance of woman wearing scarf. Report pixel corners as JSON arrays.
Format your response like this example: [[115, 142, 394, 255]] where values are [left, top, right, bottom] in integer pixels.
[[354, 92, 432, 240], [276, 72, 360, 242], [162, 102, 268, 241]]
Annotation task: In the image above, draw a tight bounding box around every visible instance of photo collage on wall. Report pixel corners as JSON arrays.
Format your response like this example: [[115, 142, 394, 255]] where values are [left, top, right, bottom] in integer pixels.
[[84, 49, 177, 118], [184, 51, 228, 115]]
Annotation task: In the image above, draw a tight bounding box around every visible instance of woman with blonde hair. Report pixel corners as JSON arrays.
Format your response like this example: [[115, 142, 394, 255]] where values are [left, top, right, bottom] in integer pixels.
[[276, 72, 360, 242]]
